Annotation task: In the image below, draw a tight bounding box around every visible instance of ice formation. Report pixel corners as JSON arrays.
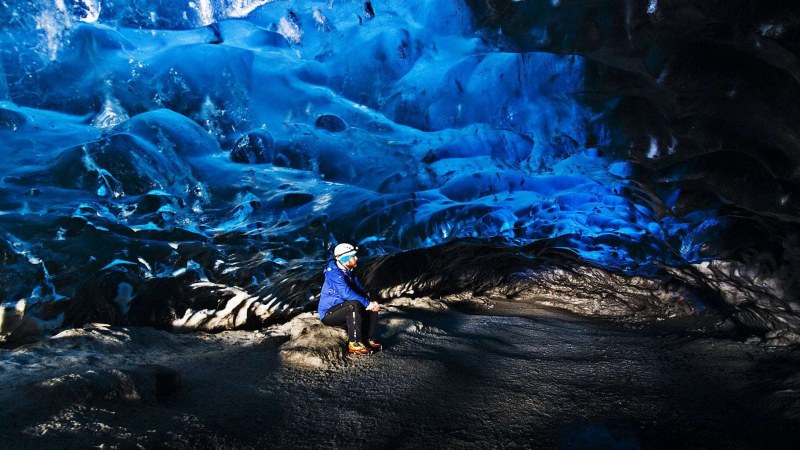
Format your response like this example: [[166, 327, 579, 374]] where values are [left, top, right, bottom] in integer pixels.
[[1, 0, 798, 339]]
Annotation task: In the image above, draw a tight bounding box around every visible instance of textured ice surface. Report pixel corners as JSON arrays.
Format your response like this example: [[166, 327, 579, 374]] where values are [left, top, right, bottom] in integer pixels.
[[0, 0, 738, 333]]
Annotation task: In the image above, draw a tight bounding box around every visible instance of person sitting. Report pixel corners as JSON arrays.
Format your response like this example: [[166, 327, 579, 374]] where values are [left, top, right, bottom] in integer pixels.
[[318, 243, 382, 355]]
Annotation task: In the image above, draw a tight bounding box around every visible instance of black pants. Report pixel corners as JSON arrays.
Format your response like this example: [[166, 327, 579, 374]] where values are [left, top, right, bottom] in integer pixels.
[[322, 301, 377, 343]]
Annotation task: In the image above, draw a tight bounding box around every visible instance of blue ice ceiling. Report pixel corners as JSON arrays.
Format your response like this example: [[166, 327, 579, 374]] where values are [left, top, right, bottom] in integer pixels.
[[0, 0, 723, 307]]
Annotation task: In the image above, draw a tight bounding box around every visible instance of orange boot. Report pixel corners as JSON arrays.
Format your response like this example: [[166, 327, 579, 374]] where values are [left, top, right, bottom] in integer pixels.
[[348, 341, 371, 355], [366, 339, 383, 352]]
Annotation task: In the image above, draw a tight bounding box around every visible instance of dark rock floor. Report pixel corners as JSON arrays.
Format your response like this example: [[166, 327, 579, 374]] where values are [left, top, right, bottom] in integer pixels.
[[2, 301, 799, 449]]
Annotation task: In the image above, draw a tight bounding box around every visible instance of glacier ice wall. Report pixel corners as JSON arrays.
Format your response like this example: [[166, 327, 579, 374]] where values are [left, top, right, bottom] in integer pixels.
[[0, 0, 798, 337]]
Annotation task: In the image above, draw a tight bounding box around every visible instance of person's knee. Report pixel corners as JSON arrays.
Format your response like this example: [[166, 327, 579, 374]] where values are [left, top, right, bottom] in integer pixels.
[[344, 301, 362, 311]]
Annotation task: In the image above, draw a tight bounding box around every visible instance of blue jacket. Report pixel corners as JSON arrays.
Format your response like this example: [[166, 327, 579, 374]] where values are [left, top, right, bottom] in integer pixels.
[[318, 260, 370, 318]]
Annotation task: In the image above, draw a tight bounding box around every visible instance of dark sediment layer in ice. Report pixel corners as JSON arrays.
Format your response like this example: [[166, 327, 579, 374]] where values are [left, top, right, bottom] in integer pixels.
[[6, 237, 798, 350], [363, 240, 800, 342]]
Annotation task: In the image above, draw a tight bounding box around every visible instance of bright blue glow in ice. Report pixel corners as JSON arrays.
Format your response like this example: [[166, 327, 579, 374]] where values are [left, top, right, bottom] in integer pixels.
[[0, 0, 727, 306]]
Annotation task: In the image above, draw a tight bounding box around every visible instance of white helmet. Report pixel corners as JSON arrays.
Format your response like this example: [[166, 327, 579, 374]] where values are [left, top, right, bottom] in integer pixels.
[[333, 243, 357, 261]]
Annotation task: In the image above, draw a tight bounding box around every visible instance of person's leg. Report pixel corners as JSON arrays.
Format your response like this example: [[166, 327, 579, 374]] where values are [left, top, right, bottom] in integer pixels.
[[362, 310, 381, 350], [321, 301, 363, 342], [362, 310, 378, 341]]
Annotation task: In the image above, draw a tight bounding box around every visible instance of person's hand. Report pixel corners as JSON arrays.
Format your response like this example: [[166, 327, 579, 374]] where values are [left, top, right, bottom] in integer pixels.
[[367, 301, 381, 312]]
